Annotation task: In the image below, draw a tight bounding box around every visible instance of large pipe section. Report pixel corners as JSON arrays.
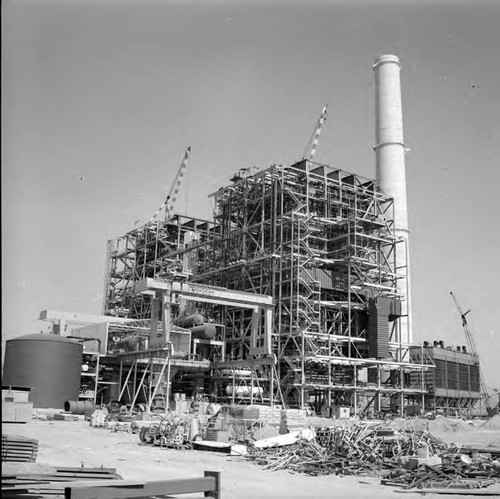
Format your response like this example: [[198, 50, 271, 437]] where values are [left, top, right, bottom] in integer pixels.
[[373, 54, 412, 345]]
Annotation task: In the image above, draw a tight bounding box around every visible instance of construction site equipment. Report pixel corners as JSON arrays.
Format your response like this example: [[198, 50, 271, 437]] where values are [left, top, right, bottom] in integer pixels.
[[149, 146, 192, 223], [139, 412, 192, 449], [450, 292, 491, 415], [302, 104, 328, 160]]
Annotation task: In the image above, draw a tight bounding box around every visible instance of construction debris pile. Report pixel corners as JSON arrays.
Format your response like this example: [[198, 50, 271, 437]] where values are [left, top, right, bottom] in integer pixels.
[[383, 450, 500, 492], [245, 422, 500, 492]]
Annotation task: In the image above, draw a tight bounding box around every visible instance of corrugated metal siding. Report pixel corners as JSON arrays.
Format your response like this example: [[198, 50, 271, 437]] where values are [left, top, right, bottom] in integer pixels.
[[431, 358, 480, 393], [367, 297, 390, 359], [298, 268, 335, 290]]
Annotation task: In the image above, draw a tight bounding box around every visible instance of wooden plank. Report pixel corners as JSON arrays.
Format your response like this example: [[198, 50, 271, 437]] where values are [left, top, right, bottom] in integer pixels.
[[65, 477, 217, 499], [395, 488, 500, 495], [54, 467, 118, 473], [6, 476, 118, 483], [1, 459, 37, 463], [54, 473, 121, 480], [3, 479, 141, 490]]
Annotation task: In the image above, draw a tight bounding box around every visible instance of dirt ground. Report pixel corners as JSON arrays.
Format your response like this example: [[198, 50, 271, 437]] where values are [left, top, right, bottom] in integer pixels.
[[3, 417, 500, 499]]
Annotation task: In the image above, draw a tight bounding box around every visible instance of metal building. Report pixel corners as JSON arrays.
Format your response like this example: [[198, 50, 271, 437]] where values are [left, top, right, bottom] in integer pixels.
[[409, 342, 481, 415]]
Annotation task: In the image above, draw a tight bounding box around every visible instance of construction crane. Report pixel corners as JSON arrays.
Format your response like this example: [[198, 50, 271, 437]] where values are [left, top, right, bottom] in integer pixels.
[[148, 146, 192, 223], [302, 104, 328, 161], [450, 291, 491, 416]]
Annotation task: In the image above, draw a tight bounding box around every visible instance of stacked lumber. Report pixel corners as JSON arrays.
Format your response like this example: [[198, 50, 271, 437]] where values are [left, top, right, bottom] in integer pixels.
[[1, 435, 38, 463], [1, 465, 122, 498], [3, 471, 222, 499]]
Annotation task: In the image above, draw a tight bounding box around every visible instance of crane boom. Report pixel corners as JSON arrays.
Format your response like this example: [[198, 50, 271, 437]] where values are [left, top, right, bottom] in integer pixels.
[[302, 104, 328, 161], [148, 146, 192, 223], [450, 291, 490, 414]]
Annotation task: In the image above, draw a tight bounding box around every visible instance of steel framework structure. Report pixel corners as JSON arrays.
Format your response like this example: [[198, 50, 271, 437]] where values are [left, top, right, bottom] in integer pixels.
[[104, 214, 215, 319], [104, 161, 430, 413]]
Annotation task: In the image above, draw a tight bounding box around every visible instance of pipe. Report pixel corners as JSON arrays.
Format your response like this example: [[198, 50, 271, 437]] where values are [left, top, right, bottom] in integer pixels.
[[373, 54, 412, 345]]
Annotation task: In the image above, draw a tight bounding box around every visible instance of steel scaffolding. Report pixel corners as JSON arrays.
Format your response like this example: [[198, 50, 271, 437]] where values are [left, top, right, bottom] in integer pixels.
[[104, 160, 431, 413], [104, 214, 215, 319]]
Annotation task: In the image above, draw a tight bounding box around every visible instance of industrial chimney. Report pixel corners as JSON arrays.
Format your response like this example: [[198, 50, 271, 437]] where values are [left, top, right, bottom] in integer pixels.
[[373, 54, 412, 345]]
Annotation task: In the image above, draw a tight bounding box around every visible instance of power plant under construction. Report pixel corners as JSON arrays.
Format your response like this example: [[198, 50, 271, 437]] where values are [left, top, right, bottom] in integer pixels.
[[3, 55, 493, 419]]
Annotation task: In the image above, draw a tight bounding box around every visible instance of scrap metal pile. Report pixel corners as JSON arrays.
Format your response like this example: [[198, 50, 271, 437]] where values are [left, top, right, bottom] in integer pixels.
[[383, 453, 500, 492], [245, 421, 500, 493]]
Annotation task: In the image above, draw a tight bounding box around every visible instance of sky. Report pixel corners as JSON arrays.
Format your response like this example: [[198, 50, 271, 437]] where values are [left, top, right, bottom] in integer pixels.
[[2, 0, 499, 388]]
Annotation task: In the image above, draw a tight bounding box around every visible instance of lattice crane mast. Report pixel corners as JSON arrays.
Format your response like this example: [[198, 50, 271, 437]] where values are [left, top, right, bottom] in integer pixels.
[[148, 146, 192, 223], [302, 104, 328, 160], [449, 291, 491, 415]]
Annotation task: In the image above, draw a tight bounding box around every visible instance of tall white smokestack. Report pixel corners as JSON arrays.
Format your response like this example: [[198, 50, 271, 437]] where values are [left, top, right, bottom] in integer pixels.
[[373, 54, 412, 345]]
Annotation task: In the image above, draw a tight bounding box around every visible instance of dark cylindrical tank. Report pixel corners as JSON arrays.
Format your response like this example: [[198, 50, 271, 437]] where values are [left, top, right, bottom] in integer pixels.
[[174, 314, 204, 328], [2, 333, 83, 409], [64, 400, 95, 415], [189, 324, 216, 340]]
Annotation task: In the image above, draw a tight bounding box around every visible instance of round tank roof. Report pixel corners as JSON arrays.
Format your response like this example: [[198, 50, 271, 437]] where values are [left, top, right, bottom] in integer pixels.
[[8, 333, 80, 344]]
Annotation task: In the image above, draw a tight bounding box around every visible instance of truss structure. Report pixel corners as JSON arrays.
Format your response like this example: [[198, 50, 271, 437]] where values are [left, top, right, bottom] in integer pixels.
[[104, 214, 215, 319], [104, 160, 431, 413]]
